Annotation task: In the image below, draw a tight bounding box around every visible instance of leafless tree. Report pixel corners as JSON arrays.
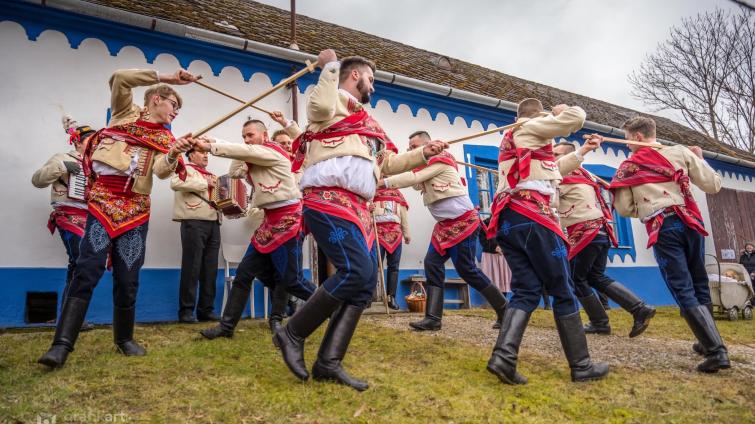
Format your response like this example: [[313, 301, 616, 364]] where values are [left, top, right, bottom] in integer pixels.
[[629, 8, 754, 154]]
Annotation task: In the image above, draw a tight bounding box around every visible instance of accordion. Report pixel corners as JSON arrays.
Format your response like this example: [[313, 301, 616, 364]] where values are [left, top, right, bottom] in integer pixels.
[[67, 172, 87, 201], [211, 174, 248, 217]]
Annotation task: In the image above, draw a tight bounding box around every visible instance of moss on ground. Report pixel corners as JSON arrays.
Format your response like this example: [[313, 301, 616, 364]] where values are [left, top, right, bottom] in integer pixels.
[[1, 307, 752, 423]]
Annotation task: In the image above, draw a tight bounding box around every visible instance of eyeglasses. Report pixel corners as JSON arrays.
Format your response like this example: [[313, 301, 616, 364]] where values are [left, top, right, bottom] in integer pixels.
[[160, 95, 180, 112]]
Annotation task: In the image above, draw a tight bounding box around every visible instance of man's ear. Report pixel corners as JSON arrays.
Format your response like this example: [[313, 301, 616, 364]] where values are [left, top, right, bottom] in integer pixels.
[[351, 69, 360, 81]]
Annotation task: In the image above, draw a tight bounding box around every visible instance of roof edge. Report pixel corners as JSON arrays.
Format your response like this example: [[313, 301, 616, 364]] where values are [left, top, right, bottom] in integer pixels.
[[29, 0, 755, 170]]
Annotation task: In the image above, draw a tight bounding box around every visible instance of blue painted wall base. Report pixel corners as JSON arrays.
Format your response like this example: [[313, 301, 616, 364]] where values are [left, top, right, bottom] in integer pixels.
[[0, 266, 674, 328]]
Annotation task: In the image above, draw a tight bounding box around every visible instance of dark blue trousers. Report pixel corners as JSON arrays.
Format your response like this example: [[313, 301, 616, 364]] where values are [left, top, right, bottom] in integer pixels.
[[495, 209, 579, 316], [66, 213, 147, 309], [304, 207, 378, 308], [234, 235, 315, 301], [380, 243, 402, 275], [59, 229, 81, 301], [652, 215, 711, 308], [570, 234, 615, 298], [424, 227, 492, 291]]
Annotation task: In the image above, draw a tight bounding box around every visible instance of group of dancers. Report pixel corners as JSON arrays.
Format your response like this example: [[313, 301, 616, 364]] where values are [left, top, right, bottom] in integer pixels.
[[32, 47, 730, 391]]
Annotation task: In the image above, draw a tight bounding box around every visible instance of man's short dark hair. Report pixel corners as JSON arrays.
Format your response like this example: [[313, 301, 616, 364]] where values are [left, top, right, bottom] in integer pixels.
[[409, 130, 431, 141], [622, 116, 656, 138], [242, 119, 267, 132], [271, 129, 287, 141], [554, 140, 576, 153], [517, 98, 544, 119], [339, 56, 376, 83]]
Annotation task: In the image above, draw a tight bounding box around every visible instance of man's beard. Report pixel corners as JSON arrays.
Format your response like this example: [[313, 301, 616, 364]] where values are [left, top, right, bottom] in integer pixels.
[[356, 79, 371, 104]]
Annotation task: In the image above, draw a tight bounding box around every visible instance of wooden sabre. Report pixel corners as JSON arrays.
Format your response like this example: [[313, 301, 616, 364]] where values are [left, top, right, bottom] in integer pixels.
[[194, 79, 274, 116], [455, 160, 496, 173], [372, 218, 390, 314], [589, 135, 664, 149], [446, 121, 524, 145], [193, 60, 316, 137]]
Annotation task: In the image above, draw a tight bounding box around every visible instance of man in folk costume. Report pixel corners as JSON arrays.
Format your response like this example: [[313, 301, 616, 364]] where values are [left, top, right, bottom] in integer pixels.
[[273, 49, 447, 391], [554, 141, 656, 337], [372, 181, 411, 310], [485, 99, 608, 385], [380, 131, 508, 329], [224, 115, 305, 333], [38, 68, 197, 368], [31, 115, 97, 330], [608, 116, 728, 373], [194, 117, 316, 340], [170, 146, 222, 323]]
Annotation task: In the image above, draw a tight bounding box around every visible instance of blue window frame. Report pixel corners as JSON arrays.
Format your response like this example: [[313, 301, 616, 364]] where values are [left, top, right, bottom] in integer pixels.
[[462, 145, 636, 262]]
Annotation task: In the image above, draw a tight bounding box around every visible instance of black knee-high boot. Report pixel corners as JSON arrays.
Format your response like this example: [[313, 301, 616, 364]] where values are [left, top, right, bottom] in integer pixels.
[[200, 283, 250, 339], [682, 305, 730, 373], [487, 307, 530, 384], [273, 286, 342, 381], [312, 304, 369, 391], [38, 297, 90, 368], [480, 285, 508, 329], [114, 306, 146, 356], [386, 270, 399, 310], [578, 293, 611, 335], [409, 285, 443, 331], [688, 303, 713, 355], [602, 282, 656, 338], [555, 312, 610, 382], [269, 284, 289, 333]]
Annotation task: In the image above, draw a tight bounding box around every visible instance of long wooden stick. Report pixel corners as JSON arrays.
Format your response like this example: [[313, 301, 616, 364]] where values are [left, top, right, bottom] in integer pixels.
[[193, 60, 315, 137], [446, 121, 524, 145], [594, 136, 664, 149], [194, 79, 274, 116], [372, 219, 390, 315], [456, 160, 496, 173]]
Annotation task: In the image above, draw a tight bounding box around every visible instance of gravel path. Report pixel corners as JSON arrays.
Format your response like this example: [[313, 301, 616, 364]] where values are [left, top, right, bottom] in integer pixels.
[[365, 312, 755, 377]]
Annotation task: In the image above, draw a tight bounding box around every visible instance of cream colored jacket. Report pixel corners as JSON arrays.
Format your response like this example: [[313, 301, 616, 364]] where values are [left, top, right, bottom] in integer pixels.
[[170, 165, 221, 222], [558, 170, 607, 228], [31, 150, 86, 206], [301, 62, 427, 179], [612, 145, 722, 220], [90, 69, 178, 195], [386, 162, 467, 206]]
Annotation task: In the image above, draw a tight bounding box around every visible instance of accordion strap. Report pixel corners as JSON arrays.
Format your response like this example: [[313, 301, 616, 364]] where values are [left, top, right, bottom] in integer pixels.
[[190, 192, 219, 210]]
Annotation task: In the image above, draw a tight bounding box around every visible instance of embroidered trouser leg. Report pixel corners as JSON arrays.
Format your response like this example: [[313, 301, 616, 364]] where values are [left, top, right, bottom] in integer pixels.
[[178, 220, 220, 315], [59, 229, 82, 300], [67, 214, 148, 309], [234, 237, 316, 301], [652, 215, 711, 308], [303, 208, 377, 308], [424, 228, 492, 291], [495, 209, 578, 317], [570, 235, 614, 298]]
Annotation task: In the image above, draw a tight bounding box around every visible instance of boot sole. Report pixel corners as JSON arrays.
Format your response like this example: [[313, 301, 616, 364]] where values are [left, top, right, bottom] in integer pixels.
[[37, 357, 64, 368], [486, 364, 526, 385], [200, 331, 232, 340], [409, 323, 441, 331], [629, 309, 656, 338]]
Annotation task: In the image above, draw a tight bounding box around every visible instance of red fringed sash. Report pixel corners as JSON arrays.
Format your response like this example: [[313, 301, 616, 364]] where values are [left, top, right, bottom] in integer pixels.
[[87, 175, 150, 238], [431, 209, 480, 256], [610, 147, 706, 247], [303, 187, 375, 248], [374, 187, 409, 210], [376, 222, 403, 253], [251, 202, 303, 254], [47, 206, 88, 237], [561, 168, 618, 258], [485, 190, 567, 243]]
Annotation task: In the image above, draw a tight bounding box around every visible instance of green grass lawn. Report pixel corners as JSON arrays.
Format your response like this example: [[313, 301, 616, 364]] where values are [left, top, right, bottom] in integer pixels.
[[1, 307, 753, 423]]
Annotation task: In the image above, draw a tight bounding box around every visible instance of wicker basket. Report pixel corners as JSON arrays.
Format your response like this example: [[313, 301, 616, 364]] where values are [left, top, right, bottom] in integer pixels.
[[405, 282, 427, 313]]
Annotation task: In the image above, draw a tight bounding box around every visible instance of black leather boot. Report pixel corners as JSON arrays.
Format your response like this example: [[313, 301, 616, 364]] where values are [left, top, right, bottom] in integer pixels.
[[579, 294, 611, 335], [487, 308, 530, 385], [602, 282, 656, 338], [200, 283, 249, 340], [555, 312, 610, 382], [268, 284, 289, 334], [113, 306, 146, 356], [312, 304, 369, 391], [480, 285, 508, 329], [38, 297, 89, 368], [409, 285, 443, 331], [689, 304, 713, 355], [273, 286, 342, 381], [386, 270, 399, 310], [682, 305, 730, 373]]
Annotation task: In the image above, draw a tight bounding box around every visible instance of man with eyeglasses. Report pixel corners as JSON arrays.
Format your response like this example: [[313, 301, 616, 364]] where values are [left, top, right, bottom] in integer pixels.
[[38, 68, 197, 368]]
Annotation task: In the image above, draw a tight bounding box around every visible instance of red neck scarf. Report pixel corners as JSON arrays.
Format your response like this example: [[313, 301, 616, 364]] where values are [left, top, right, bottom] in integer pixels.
[[291, 109, 397, 172], [498, 129, 555, 188], [186, 163, 214, 177], [610, 147, 706, 246], [374, 187, 409, 209], [562, 167, 619, 256]]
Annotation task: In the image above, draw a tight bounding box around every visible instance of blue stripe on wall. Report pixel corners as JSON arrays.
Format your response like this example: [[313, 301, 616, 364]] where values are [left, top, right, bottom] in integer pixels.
[[0, 266, 674, 328]]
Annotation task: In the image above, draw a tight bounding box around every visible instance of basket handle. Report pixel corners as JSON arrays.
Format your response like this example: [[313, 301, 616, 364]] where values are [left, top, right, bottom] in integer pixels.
[[410, 281, 427, 297]]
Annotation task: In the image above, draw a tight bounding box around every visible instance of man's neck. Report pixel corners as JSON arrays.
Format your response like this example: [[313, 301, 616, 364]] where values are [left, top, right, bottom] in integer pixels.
[[339, 87, 359, 103]]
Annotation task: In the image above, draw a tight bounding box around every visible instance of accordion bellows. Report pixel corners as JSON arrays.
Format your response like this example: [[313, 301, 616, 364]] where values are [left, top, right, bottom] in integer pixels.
[[212, 174, 248, 217]]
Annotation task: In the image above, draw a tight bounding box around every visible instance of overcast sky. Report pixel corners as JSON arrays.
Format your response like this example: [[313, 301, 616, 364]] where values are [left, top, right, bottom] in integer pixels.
[[255, 0, 743, 123]]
